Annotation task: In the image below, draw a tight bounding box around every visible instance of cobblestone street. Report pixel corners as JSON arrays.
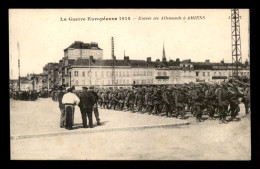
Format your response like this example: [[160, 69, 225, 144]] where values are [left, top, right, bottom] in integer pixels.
[[10, 98, 251, 160]]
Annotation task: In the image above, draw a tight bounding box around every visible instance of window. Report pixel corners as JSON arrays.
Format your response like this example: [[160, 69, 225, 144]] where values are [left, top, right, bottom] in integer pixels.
[[87, 71, 90, 77], [208, 72, 210, 76], [142, 80, 146, 84], [101, 71, 104, 78], [95, 71, 98, 77], [119, 79, 122, 84], [163, 72, 166, 76], [74, 71, 78, 77], [82, 80, 85, 85], [133, 71, 136, 76], [126, 80, 129, 84], [223, 72, 225, 76], [122, 71, 125, 77], [158, 72, 161, 76], [82, 71, 85, 77], [144, 71, 146, 76], [214, 72, 216, 76], [119, 71, 121, 77], [196, 72, 199, 76], [219, 72, 221, 76], [107, 80, 110, 85], [123, 79, 125, 84], [126, 71, 129, 77], [229, 72, 231, 76], [136, 71, 139, 76], [75, 80, 78, 85], [203, 72, 205, 76], [106, 71, 110, 77]]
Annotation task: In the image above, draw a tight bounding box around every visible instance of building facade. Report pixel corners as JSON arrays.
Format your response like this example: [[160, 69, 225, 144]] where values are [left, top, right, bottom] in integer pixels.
[[67, 57, 250, 90]]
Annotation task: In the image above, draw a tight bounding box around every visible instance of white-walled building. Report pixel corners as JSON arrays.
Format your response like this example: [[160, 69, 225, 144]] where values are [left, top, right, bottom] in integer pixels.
[[57, 41, 250, 89], [66, 56, 250, 90]]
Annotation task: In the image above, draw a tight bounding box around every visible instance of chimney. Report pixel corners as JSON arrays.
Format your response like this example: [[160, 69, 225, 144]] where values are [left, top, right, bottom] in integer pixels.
[[221, 60, 224, 64], [147, 57, 151, 63], [188, 59, 191, 63], [156, 59, 160, 62], [176, 58, 180, 62], [124, 56, 129, 62], [205, 59, 210, 64], [245, 59, 249, 65], [89, 56, 94, 60]]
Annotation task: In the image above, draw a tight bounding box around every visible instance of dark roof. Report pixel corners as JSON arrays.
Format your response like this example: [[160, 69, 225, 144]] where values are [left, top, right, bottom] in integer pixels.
[[70, 58, 248, 70], [68, 59, 76, 65], [64, 41, 102, 51], [71, 58, 180, 68]]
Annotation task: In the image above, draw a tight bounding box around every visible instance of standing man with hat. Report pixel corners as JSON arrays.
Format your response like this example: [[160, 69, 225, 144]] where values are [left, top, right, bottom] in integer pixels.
[[79, 86, 96, 128], [89, 86, 101, 126], [62, 86, 80, 130], [58, 85, 66, 128]]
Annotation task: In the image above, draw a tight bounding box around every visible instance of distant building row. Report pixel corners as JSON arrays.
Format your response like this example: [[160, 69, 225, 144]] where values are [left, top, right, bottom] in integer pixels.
[[10, 41, 250, 91]]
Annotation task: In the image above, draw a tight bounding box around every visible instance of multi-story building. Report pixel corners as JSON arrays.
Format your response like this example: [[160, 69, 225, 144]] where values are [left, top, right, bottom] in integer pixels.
[[64, 41, 103, 60], [61, 41, 103, 87]]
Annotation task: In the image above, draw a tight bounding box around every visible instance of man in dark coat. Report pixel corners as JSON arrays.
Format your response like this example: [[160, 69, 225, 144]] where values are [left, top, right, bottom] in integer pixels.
[[89, 86, 101, 126], [79, 86, 95, 128], [58, 85, 66, 128]]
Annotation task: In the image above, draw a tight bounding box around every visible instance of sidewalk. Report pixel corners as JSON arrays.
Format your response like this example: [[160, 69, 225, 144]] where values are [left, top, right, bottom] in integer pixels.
[[10, 98, 189, 139]]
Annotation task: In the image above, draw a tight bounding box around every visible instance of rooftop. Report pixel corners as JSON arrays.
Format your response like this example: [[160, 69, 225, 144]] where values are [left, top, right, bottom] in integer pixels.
[[64, 41, 102, 51]]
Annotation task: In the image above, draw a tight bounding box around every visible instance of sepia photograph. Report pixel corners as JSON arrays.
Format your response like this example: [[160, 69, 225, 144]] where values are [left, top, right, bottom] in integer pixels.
[[9, 9, 250, 160]]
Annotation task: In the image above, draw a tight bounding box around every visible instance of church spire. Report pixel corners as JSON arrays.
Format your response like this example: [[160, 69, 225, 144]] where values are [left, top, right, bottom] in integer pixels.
[[162, 41, 166, 62]]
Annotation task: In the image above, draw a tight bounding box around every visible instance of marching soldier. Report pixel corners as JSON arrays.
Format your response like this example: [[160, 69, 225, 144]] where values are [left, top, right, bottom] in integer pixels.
[[217, 82, 230, 124], [241, 83, 250, 115], [193, 84, 204, 122], [119, 90, 125, 111], [205, 84, 216, 120], [97, 91, 103, 108], [162, 87, 172, 117], [128, 89, 135, 113], [153, 87, 162, 116], [135, 88, 144, 113], [228, 83, 243, 120], [144, 88, 150, 113], [110, 91, 117, 110], [175, 86, 186, 119], [124, 89, 130, 111]]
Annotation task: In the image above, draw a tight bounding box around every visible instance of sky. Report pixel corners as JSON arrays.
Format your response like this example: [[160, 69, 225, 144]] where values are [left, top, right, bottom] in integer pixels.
[[9, 9, 249, 79]]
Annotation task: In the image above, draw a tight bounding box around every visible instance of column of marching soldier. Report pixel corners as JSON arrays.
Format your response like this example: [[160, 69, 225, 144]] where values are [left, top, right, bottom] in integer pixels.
[[94, 80, 250, 124]]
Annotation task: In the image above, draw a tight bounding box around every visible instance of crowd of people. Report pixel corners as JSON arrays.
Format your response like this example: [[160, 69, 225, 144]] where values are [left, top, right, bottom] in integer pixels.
[[94, 79, 250, 124], [12, 90, 39, 101], [57, 78, 250, 130]]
